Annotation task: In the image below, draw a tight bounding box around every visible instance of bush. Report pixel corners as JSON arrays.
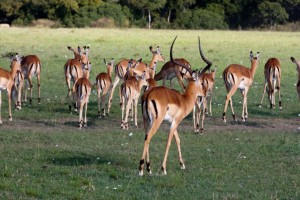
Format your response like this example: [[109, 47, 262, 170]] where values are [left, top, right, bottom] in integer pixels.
[[91, 17, 115, 28], [174, 8, 228, 30], [31, 19, 61, 28]]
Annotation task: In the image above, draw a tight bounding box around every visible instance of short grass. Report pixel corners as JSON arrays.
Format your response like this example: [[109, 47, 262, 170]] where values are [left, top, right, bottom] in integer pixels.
[[0, 28, 299, 199]]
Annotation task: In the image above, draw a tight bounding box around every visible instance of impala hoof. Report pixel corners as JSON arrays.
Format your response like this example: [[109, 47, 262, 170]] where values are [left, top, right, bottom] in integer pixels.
[[180, 163, 186, 170], [0, 120, 2, 124]]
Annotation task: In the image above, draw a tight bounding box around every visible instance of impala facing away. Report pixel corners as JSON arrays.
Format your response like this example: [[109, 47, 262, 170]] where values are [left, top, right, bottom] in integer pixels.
[[73, 77, 92, 128], [259, 58, 282, 109], [95, 59, 114, 118], [120, 71, 148, 129], [64, 46, 91, 97], [193, 66, 217, 133], [108, 46, 164, 111], [290, 57, 300, 99], [154, 58, 191, 92], [222, 51, 260, 123], [20, 54, 41, 105], [138, 36, 212, 176], [0, 56, 22, 123]]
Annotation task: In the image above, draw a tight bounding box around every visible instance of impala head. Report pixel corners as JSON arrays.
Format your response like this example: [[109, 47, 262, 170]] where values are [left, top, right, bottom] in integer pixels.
[[170, 36, 211, 96], [250, 51, 260, 62], [148, 61, 157, 79], [150, 45, 165, 63]]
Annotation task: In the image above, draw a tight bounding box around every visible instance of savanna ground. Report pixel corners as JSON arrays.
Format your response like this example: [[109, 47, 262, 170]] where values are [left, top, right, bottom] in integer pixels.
[[0, 28, 299, 199]]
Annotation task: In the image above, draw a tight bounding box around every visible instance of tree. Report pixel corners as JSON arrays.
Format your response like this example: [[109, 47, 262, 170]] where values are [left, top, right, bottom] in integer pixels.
[[256, 1, 288, 27], [128, 0, 166, 29]]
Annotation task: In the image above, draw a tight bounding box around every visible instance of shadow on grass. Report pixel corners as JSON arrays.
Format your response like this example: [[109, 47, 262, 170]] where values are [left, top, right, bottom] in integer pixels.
[[49, 153, 112, 166]]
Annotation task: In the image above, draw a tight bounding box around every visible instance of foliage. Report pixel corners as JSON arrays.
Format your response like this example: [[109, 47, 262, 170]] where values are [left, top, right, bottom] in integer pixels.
[[0, 0, 300, 29]]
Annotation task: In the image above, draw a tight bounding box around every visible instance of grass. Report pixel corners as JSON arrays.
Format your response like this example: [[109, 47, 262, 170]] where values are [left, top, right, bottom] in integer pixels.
[[0, 27, 299, 199]]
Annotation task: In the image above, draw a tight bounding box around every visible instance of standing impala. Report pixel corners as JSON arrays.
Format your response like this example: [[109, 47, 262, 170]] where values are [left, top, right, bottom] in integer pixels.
[[108, 46, 164, 111], [73, 77, 92, 128], [120, 71, 148, 129], [64, 46, 91, 97], [0, 56, 22, 123], [259, 58, 282, 109], [20, 54, 41, 105], [222, 51, 260, 123], [95, 59, 114, 118], [193, 66, 217, 133], [154, 58, 191, 92], [138, 36, 212, 176], [290, 57, 300, 99]]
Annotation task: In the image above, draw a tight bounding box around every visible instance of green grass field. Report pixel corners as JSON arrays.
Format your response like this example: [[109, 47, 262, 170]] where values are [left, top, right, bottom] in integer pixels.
[[0, 27, 299, 199]]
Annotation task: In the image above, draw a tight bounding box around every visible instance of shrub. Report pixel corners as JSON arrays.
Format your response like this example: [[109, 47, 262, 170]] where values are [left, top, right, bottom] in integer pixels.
[[91, 17, 115, 28], [31, 19, 61, 28]]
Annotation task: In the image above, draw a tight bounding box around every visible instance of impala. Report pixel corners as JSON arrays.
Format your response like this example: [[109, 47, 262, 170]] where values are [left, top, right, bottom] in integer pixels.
[[95, 59, 114, 118], [138, 36, 212, 176], [20, 54, 41, 105], [193, 66, 217, 133], [222, 51, 260, 123], [64, 46, 91, 97], [0, 56, 22, 123], [154, 58, 191, 92], [259, 58, 282, 109], [73, 77, 92, 128], [108, 46, 164, 111], [120, 71, 148, 129], [290, 57, 300, 99]]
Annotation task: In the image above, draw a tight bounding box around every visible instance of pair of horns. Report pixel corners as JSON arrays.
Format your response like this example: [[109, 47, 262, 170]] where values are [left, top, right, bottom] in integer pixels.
[[170, 36, 212, 76]]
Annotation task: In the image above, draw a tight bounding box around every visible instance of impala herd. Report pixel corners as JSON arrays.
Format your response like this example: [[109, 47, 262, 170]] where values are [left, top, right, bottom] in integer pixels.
[[0, 36, 299, 175]]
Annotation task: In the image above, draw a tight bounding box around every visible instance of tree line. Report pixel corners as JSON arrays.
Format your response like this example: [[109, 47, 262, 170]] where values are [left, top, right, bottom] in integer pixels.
[[0, 0, 300, 30]]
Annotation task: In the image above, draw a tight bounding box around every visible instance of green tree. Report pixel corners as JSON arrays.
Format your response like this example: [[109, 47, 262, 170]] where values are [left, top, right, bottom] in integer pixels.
[[255, 1, 288, 27], [128, 0, 166, 29]]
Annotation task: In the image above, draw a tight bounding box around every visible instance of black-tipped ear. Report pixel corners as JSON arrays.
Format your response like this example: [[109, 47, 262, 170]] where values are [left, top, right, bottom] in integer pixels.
[[103, 58, 106, 65]]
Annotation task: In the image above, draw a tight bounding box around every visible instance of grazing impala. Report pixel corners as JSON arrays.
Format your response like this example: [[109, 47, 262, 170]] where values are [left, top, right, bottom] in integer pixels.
[[95, 59, 114, 118], [138, 36, 212, 176], [120, 71, 148, 129], [193, 66, 217, 133], [154, 58, 191, 92], [259, 58, 282, 109], [108, 46, 164, 111], [73, 77, 92, 128], [222, 51, 260, 123], [64, 46, 91, 97], [0, 56, 22, 123], [20, 54, 41, 105], [290, 57, 300, 99]]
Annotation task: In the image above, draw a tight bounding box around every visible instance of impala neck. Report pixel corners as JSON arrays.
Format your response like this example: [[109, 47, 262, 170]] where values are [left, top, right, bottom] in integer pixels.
[[183, 81, 199, 115], [137, 80, 148, 92], [10, 61, 20, 78], [250, 60, 259, 79], [107, 66, 113, 77]]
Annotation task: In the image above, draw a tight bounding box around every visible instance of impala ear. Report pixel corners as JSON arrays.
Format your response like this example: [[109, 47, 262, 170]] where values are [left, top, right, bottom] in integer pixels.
[[192, 71, 198, 81], [256, 52, 260, 60], [103, 58, 107, 65], [111, 58, 114, 66], [250, 51, 253, 60], [156, 46, 160, 54]]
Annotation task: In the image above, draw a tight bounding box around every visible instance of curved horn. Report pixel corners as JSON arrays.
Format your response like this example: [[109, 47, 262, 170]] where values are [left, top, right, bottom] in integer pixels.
[[198, 36, 212, 74], [170, 36, 193, 75]]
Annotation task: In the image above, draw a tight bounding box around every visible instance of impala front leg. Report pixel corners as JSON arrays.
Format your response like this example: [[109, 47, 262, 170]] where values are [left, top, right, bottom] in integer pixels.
[[173, 129, 185, 169]]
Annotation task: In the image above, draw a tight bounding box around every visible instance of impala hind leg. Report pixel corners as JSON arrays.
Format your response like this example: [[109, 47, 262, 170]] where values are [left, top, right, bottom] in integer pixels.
[[277, 78, 282, 109], [139, 117, 163, 176], [37, 74, 41, 104], [108, 76, 120, 108], [161, 124, 178, 175], [0, 91, 2, 124], [259, 82, 267, 107], [223, 85, 238, 123], [83, 102, 88, 127]]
